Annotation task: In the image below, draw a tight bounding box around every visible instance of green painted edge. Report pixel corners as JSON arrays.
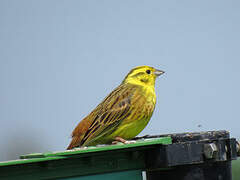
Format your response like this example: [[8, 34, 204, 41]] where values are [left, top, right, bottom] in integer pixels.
[[0, 137, 171, 167], [45, 137, 172, 157], [0, 156, 66, 167]]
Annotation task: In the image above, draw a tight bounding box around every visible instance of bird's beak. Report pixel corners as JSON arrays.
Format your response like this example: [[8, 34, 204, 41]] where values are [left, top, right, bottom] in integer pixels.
[[154, 69, 165, 77]]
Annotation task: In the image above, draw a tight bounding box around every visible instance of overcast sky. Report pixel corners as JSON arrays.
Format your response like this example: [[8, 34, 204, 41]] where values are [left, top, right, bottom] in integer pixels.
[[0, 0, 240, 161]]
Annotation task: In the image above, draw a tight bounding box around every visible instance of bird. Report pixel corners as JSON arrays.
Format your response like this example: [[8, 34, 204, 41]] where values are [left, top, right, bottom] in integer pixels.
[[67, 65, 164, 150]]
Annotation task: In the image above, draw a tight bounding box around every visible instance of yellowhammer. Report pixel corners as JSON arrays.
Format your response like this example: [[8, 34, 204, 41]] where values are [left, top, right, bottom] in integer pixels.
[[67, 66, 164, 149]]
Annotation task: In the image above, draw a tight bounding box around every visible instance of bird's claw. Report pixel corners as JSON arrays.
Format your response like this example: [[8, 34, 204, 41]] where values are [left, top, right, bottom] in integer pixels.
[[112, 137, 136, 145], [112, 141, 119, 145]]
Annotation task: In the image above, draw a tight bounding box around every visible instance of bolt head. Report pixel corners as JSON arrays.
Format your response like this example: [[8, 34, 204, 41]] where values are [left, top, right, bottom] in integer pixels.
[[204, 143, 218, 159]]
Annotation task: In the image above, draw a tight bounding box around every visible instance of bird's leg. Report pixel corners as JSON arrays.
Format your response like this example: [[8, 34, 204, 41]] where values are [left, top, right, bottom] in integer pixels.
[[115, 136, 127, 143], [112, 136, 136, 144], [111, 137, 125, 144]]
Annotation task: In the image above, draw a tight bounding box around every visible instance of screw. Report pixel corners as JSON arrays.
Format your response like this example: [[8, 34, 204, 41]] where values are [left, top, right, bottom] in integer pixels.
[[204, 143, 218, 159]]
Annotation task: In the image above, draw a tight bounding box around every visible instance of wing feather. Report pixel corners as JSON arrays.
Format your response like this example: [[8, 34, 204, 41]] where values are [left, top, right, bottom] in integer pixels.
[[67, 84, 137, 149]]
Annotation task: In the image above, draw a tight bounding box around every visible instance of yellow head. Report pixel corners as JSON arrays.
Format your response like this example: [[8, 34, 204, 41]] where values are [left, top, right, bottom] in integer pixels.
[[123, 66, 164, 87]]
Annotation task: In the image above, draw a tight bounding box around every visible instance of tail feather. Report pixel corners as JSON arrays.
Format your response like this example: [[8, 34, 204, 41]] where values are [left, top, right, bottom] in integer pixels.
[[67, 136, 81, 150]]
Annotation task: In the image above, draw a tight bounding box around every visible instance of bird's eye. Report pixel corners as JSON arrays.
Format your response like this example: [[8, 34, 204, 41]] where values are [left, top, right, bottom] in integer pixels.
[[146, 70, 151, 74]]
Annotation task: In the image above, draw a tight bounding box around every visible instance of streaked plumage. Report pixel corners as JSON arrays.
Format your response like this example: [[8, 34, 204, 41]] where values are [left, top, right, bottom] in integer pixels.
[[67, 66, 164, 149]]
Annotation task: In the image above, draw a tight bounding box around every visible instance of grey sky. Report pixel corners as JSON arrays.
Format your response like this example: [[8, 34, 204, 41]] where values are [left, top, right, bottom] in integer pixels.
[[0, 0, 240, 161]]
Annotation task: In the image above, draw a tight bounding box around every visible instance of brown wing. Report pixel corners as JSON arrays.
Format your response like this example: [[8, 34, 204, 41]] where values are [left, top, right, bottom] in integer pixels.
[[67, 83, 137, 149]]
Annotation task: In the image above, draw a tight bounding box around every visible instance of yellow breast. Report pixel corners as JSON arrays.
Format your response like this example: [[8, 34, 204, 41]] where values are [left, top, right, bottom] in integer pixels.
[[110, 85, 156, 139]]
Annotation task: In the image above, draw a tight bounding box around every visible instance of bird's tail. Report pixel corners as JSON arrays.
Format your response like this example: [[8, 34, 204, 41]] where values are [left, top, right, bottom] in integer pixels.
[[67, 136, 81, 150]]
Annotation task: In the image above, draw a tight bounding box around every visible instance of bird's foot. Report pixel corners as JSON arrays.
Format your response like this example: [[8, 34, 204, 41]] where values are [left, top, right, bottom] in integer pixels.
[[112, 137, 136, 145]]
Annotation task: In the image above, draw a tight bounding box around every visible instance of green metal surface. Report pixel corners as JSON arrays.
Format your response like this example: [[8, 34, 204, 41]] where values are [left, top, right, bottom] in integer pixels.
[[232, 157, 240, 180], [1, 135, 238, 180], [61, 170, 142, 180], [22, 137, 172, 158], [0, 137, 171, 180], [0, 137, 171, 167]]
